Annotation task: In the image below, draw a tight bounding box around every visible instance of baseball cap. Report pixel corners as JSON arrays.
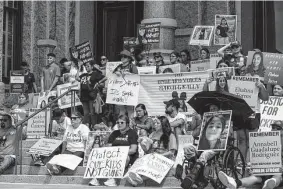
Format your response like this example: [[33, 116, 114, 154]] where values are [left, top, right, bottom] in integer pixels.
[[163, 99, 180, 110]]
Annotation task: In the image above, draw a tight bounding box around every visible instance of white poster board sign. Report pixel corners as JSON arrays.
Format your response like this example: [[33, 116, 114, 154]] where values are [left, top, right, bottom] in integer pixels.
[[137, 66, 156, 75], [27, 108, 50, 139], [174, 133, 194, 167], [27, 138, 62, 156], [48, 154, 82, 171]]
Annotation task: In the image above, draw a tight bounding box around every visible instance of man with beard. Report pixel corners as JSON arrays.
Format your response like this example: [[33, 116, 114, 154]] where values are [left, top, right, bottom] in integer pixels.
[[164, 99, 186, 138]]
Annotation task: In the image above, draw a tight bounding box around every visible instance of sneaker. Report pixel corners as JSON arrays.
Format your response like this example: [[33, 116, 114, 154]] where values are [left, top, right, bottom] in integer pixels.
[[46, 163, 60, 175], [218, 171, 237, 189], [263, 178, 277, 189], [104, 178, 117, 186], [89, 178, 100, 186], [129, 172, 143, 185]]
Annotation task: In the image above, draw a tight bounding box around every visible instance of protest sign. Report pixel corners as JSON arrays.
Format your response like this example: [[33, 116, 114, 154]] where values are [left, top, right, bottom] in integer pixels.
[[57, 82, 81, 109], [10, 70, 25, 93], [259, 96, 283, 131], [138, 22, 161, 44], [214, 15, 237, 45], [210, 53, 222, 69], [123, 37, 138, 53], [249, 131, 282, 175], [48, 154, 82, 170], [84, 146, 129, 178], [189, 26, 214, 46], [105, 61, 122, 78], [197, 110, 232, 151], [69, 41, 94, 64], [190, 59, 210, 72], [139, 71, 208, 116], [137, 66, 156, 75], [27, 108, 51, 139], [174, 133, 194, 167], [27, 138, 62, 156], [37, 91, 57, 108], [208, 67, 235, 92], [83, 131, 112, 166], [158, 64, 188, 74], [106, 74, 140, 106], [229, 76, 259, 110]]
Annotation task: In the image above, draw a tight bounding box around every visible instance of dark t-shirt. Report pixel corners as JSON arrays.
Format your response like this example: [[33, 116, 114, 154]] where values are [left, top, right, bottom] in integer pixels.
[[217, 25, 229, 38], [79, 71, 104, 101], [24, 72, 35, 93]]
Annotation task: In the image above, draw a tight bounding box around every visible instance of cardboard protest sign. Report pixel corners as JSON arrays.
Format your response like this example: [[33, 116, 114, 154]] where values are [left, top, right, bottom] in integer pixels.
[[27, 138, 62, 156], [229, 76, 259, 110], [37, 91, 57, 108], [210, 53, 222, 69], [259, 96, 283, 131], [83, 131, 112, 166], [137, 66, 156, 75], [214, 15, 237, 45], [190, 59, 210, 72], [138, 22, 161, 44], [174, 133, 194, 167], [126, 153, 174, 184], [139, 71, 208, 116], [249, 131, 282, 175], [57, 82, 81, 109], [197, 110, 232, 151], [190, 26, 214, 46], [84, 146, 129, 178], [27, 108, 51, 139], [106, 74, 140, 106], [48, 154, 83, 170], [69, 41, 94, 64], [10, 70, 25, 93], [105, 62, 122, 78], [158, 64, 188, 74]]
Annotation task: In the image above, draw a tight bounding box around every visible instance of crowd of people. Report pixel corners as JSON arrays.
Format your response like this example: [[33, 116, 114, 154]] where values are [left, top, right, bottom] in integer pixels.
[[0, 38, 283, 189]]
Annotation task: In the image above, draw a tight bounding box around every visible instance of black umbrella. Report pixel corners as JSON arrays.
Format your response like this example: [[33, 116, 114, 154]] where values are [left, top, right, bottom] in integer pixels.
[[187, 91, 254, 120]]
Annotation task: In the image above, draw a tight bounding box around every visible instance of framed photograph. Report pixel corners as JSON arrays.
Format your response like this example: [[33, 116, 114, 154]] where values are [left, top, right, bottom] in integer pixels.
[[189, 26, 214, 46], [214, 15, 237, 45]]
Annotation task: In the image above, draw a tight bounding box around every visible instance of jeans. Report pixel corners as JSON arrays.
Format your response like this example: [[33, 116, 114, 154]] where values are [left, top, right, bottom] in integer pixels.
[[0, 155, 15, 174], [183, 144, 217, 163], [82, 100, 97, 126]]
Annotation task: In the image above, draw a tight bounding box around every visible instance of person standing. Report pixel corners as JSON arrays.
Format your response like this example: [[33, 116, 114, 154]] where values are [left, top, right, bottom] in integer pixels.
[[21, 62, 37, 93], [180, 49, 191, 72], [113, 50, 138, 75], [100, 55, 108, 76]]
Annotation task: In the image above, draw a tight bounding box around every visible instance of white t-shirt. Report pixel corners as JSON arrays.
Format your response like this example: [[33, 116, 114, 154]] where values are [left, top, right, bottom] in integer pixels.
[[167, 112, 187, 133], [63, 124, 90, 152]]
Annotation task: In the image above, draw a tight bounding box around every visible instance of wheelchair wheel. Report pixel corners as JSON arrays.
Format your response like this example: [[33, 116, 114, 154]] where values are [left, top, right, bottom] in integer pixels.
[[223, 147, 245, 180]]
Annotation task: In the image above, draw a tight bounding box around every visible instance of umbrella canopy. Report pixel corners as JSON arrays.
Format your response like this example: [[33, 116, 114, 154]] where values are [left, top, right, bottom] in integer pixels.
[[187, 91, 254, 120]]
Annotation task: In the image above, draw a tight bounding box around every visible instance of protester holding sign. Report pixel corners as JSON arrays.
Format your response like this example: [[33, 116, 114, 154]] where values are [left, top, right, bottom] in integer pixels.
[[170, 51, 181, 65], [62, 61, 79, 83], [153, 52, 165, 74], [113, 50, 138, 75]]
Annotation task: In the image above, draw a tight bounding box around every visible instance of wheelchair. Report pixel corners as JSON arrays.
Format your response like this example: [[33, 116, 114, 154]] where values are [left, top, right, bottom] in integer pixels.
[[175, 136, 246, 189]]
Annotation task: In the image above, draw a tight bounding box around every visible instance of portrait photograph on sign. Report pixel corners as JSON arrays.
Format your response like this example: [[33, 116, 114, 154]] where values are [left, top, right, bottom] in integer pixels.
[[214, 15, 237, 45], [189, 26, 214, 46], [197, 110, 232, 151], [246, 51, 266, 79]]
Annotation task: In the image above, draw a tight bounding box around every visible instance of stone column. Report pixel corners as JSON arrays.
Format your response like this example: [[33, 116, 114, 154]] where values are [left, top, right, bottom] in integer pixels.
[[0, 2, 5, 108], [142, 1, 177, 63]]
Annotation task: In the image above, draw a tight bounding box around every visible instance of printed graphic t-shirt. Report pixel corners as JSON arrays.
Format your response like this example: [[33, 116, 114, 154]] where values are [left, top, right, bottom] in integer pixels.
[[63, 124, 90, 152]]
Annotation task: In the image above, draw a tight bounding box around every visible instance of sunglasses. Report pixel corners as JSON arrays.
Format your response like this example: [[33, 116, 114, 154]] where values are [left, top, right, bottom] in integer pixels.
[[101, 58, 106, 61], [0, 119, 8, 122], [154, 56, 161, 59], [121, 55, 128, 59], [116, 121, 125, 124], [71, 117, 79, 120]]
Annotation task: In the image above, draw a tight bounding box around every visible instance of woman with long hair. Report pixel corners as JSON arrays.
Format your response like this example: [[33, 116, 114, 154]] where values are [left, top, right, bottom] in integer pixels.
[[170, 51, 181, 64], [199, 48, 210, 60], [215, 76, 229, 93], [246, 51, 265, 78], [216, 17, 229, 44], [180, 49, 191, 71], [273, 85, 283, 96]]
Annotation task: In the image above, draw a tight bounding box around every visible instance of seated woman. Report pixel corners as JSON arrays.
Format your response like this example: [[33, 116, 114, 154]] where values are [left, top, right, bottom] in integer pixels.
[[126, 116, 177, 186], [218, 121, 283, 189], [89, 114, 139, 186], [46, 111, 90, 175]]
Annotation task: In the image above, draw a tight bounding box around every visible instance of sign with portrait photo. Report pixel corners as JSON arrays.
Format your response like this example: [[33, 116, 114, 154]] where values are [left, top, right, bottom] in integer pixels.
[[197, 110, 232, 151], [208, 67, 235, 92], [69, 41, 94, 64], [138, 22, 161, 44], [189, 26, 214, 46], [214, 15, 237, 45], [158, 64, 188, 74], [37, 91, 57, 109], [57, 82, 82, 109]]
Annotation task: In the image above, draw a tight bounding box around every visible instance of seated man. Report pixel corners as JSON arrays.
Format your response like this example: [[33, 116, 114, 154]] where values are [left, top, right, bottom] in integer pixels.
[[218, 120, 283, 189], [0, 111, 18, 174]]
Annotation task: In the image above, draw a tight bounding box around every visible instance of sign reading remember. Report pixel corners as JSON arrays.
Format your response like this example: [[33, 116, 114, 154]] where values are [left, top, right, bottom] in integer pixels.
[[249, 131, 282, 175], [84, 146, 129, 179]]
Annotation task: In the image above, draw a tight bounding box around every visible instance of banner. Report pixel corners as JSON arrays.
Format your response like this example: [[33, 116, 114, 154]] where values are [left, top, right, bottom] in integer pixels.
[[57, 82, 82, 109], [105, 62, 122, 78], [139, 71, 209, 116], [138, 22, 161, 44], [48, 154, 83, 171], [189, 26, 214, 46], [259, 96, 283, 131], [37, 91, 57, 108], [249, 131, 282, 175], [174, 133, 194, 167], [84, 146, 129, 178], [126, 153, 174, 184], [158, 64, 188, 74], [106, 74, 140, 106], [137, 66, 156, 75], [10, 70, 25, 93], [69, 41, 94, 64], [27, 108, 51, 139], [197, 110, 232, 151], [27, 138, 62, 156], [83, 131, 112, 166], [229, 76, 259, 110], [190, 59, 210, 72]]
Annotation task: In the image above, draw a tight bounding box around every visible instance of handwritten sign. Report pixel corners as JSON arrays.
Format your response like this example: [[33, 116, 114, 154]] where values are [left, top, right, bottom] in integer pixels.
[[27, 108, 50, 139], [84, 146, 129, 178], [106, 74, 140, 106], [190, 59, 209, 71], [137, 66, 156, 75], [139, 22, 161, 43], [70, 41, 94, 64], [10, 70, 25, 93], [259, 96, 283, 131], [249, 131, 282, 175], [27, 138, 62, 156], [57, 82, 82, 109], [174, 134, 194, 167], [48, 154, 82, 170]]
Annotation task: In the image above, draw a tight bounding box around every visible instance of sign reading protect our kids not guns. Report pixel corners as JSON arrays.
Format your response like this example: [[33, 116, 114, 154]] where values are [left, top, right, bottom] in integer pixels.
[[249, 131, 282, 176], [10, 70, 25, 93], [259, 96, 283, 131], [106, 74, 140, 106], [84, 146, 129, 178], [138, 71, 209, 116]]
